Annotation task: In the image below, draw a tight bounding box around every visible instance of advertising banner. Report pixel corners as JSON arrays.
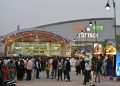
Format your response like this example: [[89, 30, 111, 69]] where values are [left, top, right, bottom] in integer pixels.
[[116, 53, 120, 77], [94, 43, 102, 54], [79, 43, 93, 54], [105, 39, 117, 55]]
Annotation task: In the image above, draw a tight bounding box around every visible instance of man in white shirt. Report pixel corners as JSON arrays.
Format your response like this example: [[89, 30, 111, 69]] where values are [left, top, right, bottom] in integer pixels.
[[26, 58, 33, 80], [83, 58, 91, 85]]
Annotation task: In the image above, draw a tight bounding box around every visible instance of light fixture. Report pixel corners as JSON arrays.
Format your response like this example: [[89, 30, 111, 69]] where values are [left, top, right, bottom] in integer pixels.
[[87, 27, 90, 32], [89, 21, 92, 26], [74, 39, 76, 42], [36, 35, 38, 38], [105, 3, 111, 10], [0, 38, 3, 41]]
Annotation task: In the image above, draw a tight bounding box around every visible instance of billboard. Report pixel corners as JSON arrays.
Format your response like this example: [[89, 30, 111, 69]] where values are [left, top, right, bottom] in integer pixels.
[[94, 43, 102, 54], [116, 53, 120, 77], [105, 39, 117, 55]]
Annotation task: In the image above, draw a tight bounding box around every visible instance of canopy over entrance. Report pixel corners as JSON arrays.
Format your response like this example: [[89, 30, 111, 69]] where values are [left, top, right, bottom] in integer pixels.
[[1, 30, 70, 45]]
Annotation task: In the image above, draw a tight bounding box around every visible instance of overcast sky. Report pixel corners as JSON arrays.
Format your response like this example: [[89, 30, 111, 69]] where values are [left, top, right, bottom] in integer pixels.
[[0, 0, 120, 36]]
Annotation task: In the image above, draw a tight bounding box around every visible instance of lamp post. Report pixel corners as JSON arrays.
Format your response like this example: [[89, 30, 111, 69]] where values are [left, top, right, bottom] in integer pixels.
[[105, 0, 116, 40], [85, 29, 87, 54], [85, 28, 91, 54], [89, 19, 97, 42], [89, 19, 97, 55], [105, 0, 117, 79]]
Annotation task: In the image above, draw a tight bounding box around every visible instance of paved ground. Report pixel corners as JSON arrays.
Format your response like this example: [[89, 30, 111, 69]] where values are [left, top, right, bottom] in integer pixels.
[[17, 68, 120, 86]]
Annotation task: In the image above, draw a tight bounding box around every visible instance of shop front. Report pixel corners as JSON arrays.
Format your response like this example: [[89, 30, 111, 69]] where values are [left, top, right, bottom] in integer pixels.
[[2, 30, 69, 57], [6, 42, 62, 57]]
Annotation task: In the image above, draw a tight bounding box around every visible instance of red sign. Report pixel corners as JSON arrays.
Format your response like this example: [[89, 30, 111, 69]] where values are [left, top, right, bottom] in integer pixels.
[[73, 25, 86, 30]]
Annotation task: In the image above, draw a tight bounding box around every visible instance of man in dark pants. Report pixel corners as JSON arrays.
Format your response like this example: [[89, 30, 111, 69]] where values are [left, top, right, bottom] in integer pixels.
[[35, 59, 41, 79], [26, 69, 32, 80], [83, 58, 91, 85], [66, 59, 71, 82], [80, 58, 85, 75], [26, 58, 33, 80], [62, 59, 67, 80], [75, 58, 81, 75], [57, 66, 62, 80], [95, 58, 102, 83], [51, 58, 58, 79]]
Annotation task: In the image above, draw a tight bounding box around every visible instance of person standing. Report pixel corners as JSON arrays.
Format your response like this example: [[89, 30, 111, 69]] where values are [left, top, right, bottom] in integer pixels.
[[83, 58, 91, 85], [15, 59, 20, 80], [1, 60, 8, 81], [35, 59, 41, 79], [107, 56, 113, 80], [51, 58, 58, 79], [57, 60, 62, 81], [7, 60, 16, 80], [62, 59, 67, 80], [46, 59, 50, 79], [66, 59, 71, 82], [80, 58, 85, 75], [26, 58, 33, 80], [95, 58, 102, 83], [91, 56, 97, 86], [19, 60, 25, 80], [75, 58, 81, 75]]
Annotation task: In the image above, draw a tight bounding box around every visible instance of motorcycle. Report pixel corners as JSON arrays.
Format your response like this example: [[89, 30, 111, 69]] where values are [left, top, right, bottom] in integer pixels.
[[2, 78, 17, 86]]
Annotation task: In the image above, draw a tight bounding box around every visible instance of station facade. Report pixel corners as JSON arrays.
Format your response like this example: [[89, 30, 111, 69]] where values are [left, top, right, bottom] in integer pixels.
[[0, 18, 120, 57]]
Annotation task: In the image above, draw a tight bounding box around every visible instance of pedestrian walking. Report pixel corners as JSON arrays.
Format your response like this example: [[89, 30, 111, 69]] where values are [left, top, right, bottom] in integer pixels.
[[66, 59, 71, 82], [83, 58, 91, 85], [46, 59, 50, 79], [57, 60, 62, 81], [26, 58, 33, 80]]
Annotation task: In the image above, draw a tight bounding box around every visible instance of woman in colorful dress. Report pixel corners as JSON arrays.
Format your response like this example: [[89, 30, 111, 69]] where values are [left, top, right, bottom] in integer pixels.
[[1, 60, 8, 81]]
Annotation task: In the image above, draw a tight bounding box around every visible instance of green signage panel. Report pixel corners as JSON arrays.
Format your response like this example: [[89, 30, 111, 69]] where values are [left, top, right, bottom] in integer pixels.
[[92, 25, 104, 30]]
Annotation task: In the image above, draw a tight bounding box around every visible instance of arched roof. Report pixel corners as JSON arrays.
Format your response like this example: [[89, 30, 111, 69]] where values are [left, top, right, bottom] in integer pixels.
[[1, 30, 70, 45]]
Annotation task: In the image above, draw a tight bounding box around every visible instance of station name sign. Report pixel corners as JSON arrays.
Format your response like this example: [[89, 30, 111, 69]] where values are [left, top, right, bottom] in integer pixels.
[[73, 25, 104, 30], [72, 24, 104, 38], [77, 32, 99, 38]]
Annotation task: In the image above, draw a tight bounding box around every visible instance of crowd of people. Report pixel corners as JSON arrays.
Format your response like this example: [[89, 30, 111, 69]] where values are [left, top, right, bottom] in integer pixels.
[[0, 54, 115, 86]]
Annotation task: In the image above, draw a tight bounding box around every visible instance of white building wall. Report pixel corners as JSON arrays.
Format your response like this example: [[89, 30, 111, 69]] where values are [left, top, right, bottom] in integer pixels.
[[34, 18, 115, 42]]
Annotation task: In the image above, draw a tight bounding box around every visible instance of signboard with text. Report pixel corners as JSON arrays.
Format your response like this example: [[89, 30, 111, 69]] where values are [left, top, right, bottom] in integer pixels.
[[94, 43, 102, 54], [105, 39, 117, 55], [73, 25, 104, 30], [116, 53, 120, 77]]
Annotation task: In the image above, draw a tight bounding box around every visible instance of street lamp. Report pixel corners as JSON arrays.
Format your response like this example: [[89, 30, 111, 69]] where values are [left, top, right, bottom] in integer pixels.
[[89, 20, 92, 27], [84, 27, 91, 54], [105, 0, 117, 77], [89, 20, 97, 42], [89, 20, 97, 55], [105, 0, 116, 40]]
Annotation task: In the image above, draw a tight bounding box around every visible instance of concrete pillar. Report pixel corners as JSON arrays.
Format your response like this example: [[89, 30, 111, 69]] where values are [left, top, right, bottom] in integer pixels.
[[46, 42, 51, 56]]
